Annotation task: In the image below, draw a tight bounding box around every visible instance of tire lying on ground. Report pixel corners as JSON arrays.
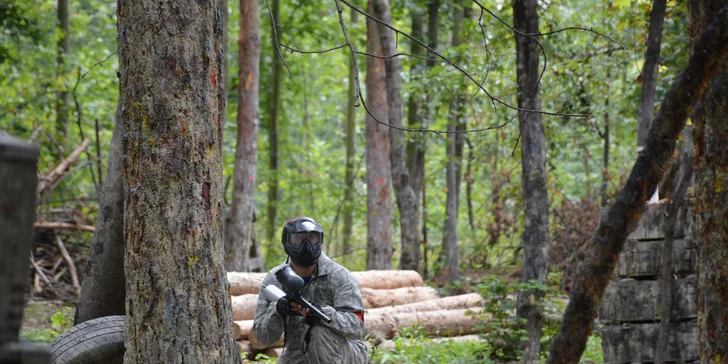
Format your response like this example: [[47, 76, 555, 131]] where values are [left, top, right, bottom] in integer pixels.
[[51, 315, 125, 364]]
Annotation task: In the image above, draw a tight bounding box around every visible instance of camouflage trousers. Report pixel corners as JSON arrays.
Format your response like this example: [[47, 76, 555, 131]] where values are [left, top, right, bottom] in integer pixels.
[[278, 325, 367, 364]]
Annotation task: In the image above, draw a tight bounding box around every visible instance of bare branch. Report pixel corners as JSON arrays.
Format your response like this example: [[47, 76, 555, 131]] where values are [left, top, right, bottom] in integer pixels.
[[333, 0, 361, 106], [340, 0, 585, 118], [281, 43, 347, 54], [263, 0, 292, 77], [80, 51, 118, 80]]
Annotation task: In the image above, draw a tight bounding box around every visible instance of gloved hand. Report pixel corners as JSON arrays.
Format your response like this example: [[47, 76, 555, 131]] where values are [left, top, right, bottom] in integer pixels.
[[276, 296, 295, 317], [304, 301, 324, 327]]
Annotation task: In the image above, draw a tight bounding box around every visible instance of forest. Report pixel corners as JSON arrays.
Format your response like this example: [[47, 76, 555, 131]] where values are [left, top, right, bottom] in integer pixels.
[[3, 0, 728, 362]]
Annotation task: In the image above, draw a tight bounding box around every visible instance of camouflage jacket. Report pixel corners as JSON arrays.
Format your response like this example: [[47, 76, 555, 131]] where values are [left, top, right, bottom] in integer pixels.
[[252, 253, 366, 363]]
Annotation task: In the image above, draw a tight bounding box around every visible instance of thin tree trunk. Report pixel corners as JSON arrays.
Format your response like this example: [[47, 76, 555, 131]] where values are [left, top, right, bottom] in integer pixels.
[[546, 9, 728, 363], [56, 0, 70, 139], [406, 4, 424, 184], [372, 0, 420, 272], [465, 137, 475, 231], [267, 0, 282, 249], [118, 0, 240, 362], [442, 0, 465, 282], [601, 76, 610, 207], [636, 0, 667, 149], [689, 2, 728, 360], [513, 0, 548, 360], [365, 0, 393, 270], [75, 118, 125, 324], [342, 6, 357, 258], [655, 150, 692, 363], [228, 0, 260, 272], [409, 0, 439, 208]]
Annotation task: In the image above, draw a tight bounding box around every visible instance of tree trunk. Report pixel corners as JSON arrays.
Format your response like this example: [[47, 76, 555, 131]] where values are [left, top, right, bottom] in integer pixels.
[[689, 2, 728, 360], [636, 0, 667, 149], [513, 0, 548, 360], [227, 0, 260, 272], [442, 0, 464, 282], [365, 0, 393, 270], [602, 76, 610, 207], [342, 6, 357, 258], [74, 119, 125, 324], [118, 0, 240, 362], [266, 0, 282, 249], [372, 0, 420, 272], [406, 5, 424, 205], [56, 0, 69, 139], [546, 9, 728, 363]]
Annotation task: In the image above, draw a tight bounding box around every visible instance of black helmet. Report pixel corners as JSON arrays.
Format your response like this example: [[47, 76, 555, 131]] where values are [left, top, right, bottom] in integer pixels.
[[282, 217, 324, 267]]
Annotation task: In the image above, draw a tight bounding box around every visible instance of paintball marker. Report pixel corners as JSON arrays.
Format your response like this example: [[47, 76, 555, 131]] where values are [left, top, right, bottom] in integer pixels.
[[261, 265, 332, 323]]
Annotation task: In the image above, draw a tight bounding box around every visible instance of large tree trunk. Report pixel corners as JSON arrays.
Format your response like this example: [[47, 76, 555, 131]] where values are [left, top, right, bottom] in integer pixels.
[[513, 0, 548, 360], [342, 6, 357, 258], [372, 0, 420, 272], [55, 0, 69, 139], [227, 0, 260, 272], [118, 0, 240, 362], [636, 0, 667, 149], [74, 119, 125, 324], [266, 0, 282, 249], [546, 9, 728, 363], [441, 0, 465, 282], [689, 2, 728, 360], [365, 0, 393, 270]]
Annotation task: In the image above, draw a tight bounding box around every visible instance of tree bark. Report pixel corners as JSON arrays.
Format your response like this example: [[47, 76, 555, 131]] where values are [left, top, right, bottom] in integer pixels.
[[75, 119, 125, 324], [266, 0, 282, 248], [689, 2, 728, 361], [636, 0, 667, 149], [365, 0, 393, 270], [227, 0, 260, 272], [372, 0, 420, 272], [442, 0, 465, 282], [342, 5, 357, 258], [513, 0, 548, 360], [118, 0, 240, 362], [601, 75, 610, 207], [56, 0, 70, 139], [546, 8, 728, 363]]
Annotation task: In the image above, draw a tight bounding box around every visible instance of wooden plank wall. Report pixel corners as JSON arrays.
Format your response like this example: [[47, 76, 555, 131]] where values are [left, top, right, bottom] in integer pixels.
[[599, 201, 699, 363]]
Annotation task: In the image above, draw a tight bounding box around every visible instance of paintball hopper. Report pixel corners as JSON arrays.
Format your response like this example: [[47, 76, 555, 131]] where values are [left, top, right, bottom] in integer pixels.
[[275, 265, 305, 295]]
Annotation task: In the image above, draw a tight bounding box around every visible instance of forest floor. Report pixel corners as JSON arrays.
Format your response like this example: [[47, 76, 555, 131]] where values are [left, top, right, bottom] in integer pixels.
[[20, 299, 75, 344]]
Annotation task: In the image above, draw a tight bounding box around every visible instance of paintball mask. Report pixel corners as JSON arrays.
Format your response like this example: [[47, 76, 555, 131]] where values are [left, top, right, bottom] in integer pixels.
[[282, 217, 324, 267]]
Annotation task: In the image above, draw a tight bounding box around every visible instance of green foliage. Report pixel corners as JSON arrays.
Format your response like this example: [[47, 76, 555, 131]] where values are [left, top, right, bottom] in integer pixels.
[[22, 307, 74, 344], [370, 326, 484, 364]]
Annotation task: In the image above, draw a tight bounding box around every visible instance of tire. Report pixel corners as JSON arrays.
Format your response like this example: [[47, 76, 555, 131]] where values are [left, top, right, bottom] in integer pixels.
[[51, 315, 125, 364]]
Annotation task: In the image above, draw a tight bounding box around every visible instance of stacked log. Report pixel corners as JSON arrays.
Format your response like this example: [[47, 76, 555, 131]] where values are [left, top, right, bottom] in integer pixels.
[[226, 270, 484, 360]]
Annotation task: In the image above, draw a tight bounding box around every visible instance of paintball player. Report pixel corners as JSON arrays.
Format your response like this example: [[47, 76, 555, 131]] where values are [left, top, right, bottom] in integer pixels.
[[252, 216, 368, 363]]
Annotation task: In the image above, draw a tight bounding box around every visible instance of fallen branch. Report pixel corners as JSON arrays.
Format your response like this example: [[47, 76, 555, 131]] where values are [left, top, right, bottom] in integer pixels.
[[55, 235, 81, 295], [33, 221, 95, 233], [29, 255, 50, 285], [37, 138, 90, 196]]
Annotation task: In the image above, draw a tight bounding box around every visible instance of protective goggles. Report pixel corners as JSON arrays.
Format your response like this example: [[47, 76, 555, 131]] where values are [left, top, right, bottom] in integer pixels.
[[286, 232, 322, 250]]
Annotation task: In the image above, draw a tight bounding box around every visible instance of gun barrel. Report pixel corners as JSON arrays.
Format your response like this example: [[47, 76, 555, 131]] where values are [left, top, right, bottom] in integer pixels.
[[299, 297, 332, 323]]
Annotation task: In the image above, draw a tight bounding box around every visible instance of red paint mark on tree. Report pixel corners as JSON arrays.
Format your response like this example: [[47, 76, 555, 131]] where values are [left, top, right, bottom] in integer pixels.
[[376, 178, 384, 185], [637, 178, 646, 190], [249, 176, 254, 182], [613, 254, 619, 263], [210, 70, 218, 86], [711, 329, 717, 338]]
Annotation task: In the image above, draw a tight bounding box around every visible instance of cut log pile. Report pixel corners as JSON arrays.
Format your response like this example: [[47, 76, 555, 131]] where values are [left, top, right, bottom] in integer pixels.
[[226, 270, 485, 360]]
